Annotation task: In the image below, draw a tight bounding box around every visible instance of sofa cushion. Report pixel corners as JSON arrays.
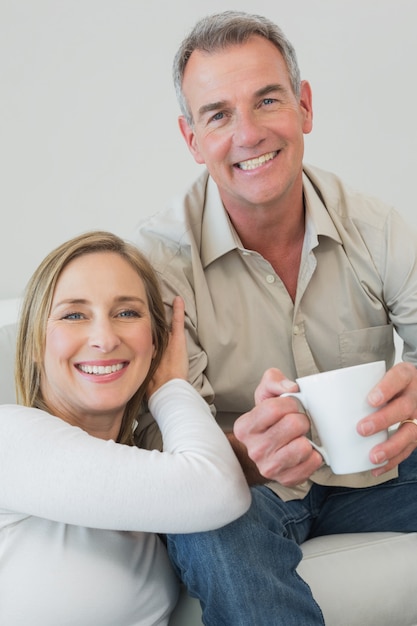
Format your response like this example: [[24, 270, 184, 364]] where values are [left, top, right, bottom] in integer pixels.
[[169, 532, 417, 626], [0, 323, 17, 403], [298, 532, 417, 625]]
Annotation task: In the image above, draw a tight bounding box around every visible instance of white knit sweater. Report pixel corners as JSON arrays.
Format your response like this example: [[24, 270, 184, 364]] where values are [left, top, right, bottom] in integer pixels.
[[0, 379, 250, 625]]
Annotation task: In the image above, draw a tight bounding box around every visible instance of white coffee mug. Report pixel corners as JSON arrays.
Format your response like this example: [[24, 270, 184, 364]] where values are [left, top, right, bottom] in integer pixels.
[[281, 361, 388, 474]]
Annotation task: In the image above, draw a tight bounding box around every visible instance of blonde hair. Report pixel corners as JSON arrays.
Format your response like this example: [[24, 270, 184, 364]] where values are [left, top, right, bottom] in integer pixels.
[[15, 230, 169, 445]]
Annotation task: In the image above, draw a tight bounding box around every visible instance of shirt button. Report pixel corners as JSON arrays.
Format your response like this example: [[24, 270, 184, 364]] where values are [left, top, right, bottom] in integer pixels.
[[266, 274, 275, 284], [293, 325, 301, 335]]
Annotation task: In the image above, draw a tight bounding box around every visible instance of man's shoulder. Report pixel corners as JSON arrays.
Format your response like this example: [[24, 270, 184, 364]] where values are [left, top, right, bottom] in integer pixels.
[[303, 163, 394, 225], [133, 170, 209, 267]]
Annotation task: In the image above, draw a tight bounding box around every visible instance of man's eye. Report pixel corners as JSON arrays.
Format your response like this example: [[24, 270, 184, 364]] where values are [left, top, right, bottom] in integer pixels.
[[210, 111, 224, 122], [263, 98, 276, 105]]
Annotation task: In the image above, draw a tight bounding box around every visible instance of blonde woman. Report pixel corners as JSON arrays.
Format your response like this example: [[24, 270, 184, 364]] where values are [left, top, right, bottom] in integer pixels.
[[0, 231, 250, 625]]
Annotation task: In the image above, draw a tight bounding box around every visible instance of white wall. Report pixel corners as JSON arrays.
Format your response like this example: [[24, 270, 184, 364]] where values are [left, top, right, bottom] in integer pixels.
[[1, 0, 416, 298]]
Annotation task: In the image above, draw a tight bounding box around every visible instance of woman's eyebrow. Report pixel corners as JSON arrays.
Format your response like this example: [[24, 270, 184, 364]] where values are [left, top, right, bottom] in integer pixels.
[[52, 296, 147, 308]]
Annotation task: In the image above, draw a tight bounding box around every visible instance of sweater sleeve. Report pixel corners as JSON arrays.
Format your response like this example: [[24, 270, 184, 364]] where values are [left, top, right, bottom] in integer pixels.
[[0, 380, 250, 533]]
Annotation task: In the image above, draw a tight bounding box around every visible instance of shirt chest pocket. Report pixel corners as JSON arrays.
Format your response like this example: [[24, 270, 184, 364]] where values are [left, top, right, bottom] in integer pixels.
[[338, 324, 396, 368]]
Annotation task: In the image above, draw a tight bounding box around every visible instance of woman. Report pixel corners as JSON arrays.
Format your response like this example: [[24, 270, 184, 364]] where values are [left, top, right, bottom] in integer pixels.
[[0, 231, 250, 625]]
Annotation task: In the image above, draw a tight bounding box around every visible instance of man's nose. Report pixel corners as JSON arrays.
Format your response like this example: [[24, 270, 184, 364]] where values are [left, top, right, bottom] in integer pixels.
[[233, 110, 265, 148]]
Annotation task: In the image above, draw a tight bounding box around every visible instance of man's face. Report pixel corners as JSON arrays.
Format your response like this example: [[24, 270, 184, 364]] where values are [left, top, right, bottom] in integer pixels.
[[179, 36, 313, 213]]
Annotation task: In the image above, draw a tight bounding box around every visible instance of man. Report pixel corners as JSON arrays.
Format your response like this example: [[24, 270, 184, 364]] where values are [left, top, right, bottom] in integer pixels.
[[135, 10, 417, 625]]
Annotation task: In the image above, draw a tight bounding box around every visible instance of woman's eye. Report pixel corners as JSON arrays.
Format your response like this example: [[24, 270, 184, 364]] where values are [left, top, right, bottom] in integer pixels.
[[63, 312, 84, 320], [118, 309, 140, 319]]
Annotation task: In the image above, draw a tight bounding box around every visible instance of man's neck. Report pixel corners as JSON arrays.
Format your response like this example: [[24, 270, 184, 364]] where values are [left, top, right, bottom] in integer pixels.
[[225, 199, 305, 302]]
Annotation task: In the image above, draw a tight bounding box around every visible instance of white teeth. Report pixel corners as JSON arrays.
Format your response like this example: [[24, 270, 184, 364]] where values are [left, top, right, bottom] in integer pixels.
[[238, 151, 277, 170], [78, 363, 125, 375]]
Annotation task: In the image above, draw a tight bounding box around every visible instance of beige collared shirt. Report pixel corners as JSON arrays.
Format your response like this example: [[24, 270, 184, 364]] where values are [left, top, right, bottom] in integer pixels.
[[134, 164, 417, 500]]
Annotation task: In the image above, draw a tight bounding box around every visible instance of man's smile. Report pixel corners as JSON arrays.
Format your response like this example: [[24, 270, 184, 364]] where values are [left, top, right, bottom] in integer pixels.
[[235, 150, 278, 171]]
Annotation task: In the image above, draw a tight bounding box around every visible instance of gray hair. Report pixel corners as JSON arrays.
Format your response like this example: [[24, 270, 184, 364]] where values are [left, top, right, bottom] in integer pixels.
[[173, 10, 301, 126]]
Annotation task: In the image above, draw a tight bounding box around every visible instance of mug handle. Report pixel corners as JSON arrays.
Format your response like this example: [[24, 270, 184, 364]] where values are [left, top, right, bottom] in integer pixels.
[[281, 391, 330, 465]]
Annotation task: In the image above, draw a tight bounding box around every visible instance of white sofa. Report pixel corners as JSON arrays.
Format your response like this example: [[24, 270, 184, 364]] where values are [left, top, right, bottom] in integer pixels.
[[0, 299, 416, 626]]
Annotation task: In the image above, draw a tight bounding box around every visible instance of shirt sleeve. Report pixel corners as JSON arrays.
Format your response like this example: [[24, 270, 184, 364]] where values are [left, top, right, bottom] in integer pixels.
[[380, 208, 417, 364], [0, 380, 251, 533]]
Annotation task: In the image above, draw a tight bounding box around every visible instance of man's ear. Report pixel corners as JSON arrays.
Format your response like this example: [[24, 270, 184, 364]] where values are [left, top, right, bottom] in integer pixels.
[[178, 116, 205, 164], [299, 80, 313, 135]]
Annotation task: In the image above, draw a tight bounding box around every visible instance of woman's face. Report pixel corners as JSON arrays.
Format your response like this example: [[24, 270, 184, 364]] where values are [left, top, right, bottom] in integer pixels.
[[41, 251, 155, 440]]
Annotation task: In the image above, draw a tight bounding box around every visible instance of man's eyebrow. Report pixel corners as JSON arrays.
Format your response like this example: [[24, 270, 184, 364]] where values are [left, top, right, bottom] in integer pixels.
[[255, 83, 288, 98], [197, 100, 228, 121], [197, 84, 289, 121]]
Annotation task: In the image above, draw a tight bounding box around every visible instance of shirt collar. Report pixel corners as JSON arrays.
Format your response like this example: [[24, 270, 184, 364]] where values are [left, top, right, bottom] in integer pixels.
[[201, 176, 241, 268], [303, 170, 342, 245], [200, 169, 343, 268]]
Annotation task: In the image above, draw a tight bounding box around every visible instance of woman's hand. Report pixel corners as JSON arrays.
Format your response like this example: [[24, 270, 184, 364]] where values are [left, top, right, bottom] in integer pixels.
[[146, 296, 188, 398]]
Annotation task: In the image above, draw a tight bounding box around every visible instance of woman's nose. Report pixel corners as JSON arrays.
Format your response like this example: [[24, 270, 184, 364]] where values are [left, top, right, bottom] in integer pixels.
[[89, 319, 121, 353]]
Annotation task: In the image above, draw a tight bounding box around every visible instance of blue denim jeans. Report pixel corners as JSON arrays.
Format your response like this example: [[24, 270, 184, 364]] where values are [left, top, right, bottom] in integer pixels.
[[166, 451, 417, 626]]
